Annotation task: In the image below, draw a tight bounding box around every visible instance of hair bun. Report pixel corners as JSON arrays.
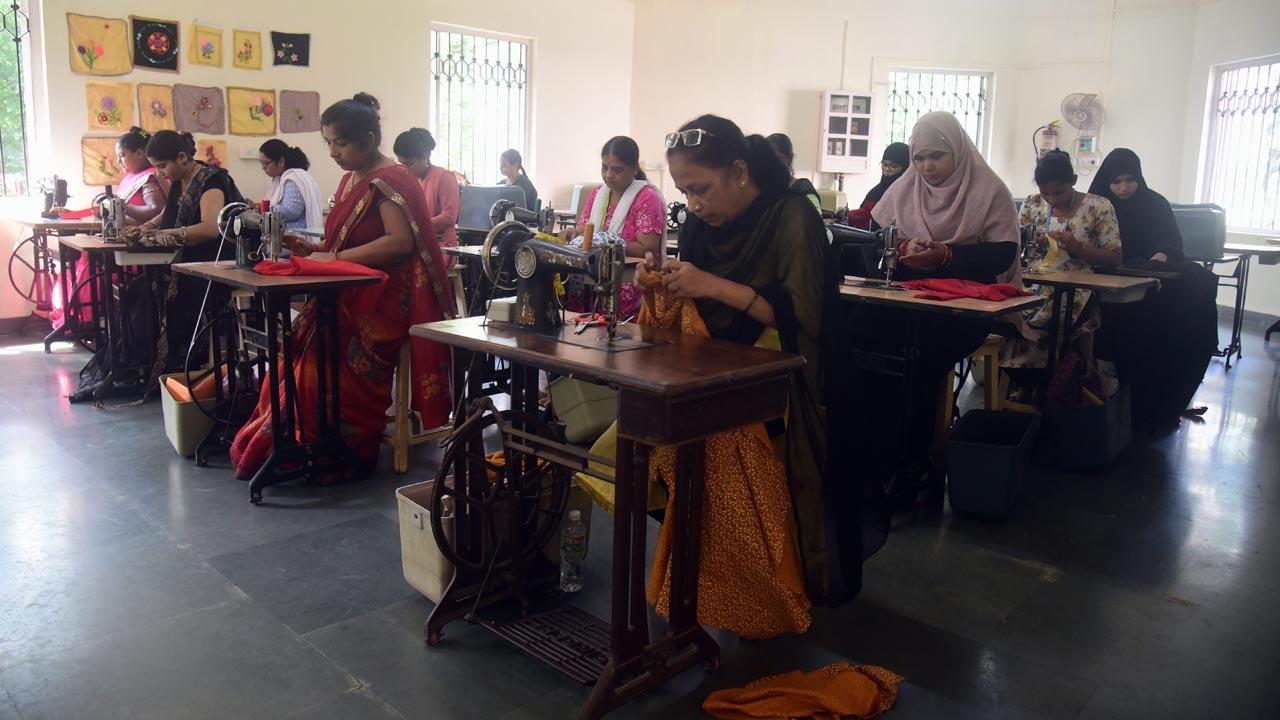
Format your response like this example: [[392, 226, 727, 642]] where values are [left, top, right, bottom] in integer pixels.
[[352, 92, 381, 113]]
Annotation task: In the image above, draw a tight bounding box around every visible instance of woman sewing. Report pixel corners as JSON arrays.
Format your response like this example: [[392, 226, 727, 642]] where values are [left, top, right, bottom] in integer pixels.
[[835, 111, 1020, 516], [499, 149, 539, 211], [766, 133, 821, 214], [393, 128, 460, 262], [230, 93, 454, 481], [844, 142, 910, 228], [125, 130, 245, 371], [1089, 148, 1217, 431], [1004, 150, 1122, 376], [115, 127, 168, 225], [656, 115, 848, 605], [258, 139, 325, 232]]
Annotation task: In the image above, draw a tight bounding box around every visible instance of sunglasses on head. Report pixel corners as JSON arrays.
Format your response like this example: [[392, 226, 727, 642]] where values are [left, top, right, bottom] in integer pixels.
[[664, 128, 720, 149]]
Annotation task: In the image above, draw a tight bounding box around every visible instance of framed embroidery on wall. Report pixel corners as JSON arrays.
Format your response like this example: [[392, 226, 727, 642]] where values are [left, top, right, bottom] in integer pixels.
[[130, 16, 179, 72], [189, 23, 222, 67], [173, 84, 226, 135], [137, 84, 175, 133], [232, 29, 262, 70], [82, 136, 126, 186], [85, 82, 135, 132], [227, 87, 277, 136], [66, 13, 131, 76], [270, 32, 310, 67], [278, 90, 320, 133], [196, 139, 228, 168]]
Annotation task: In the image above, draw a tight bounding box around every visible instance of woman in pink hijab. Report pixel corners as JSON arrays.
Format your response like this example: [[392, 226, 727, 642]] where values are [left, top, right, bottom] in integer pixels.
[[872, 111, 1020, 283], [832, 111, 1020, 517]]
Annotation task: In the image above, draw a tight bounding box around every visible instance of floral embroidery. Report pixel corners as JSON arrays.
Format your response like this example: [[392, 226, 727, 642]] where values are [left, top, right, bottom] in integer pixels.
[[202, 145, 222, 167], [236, 40, 254, 63], [192, 96, 213, 117], [146, 31, 170, 56], [77, 41, 105, 69], [292, 106, 305, 122], [96, 154, 122, 179], [199, 40, 216, 60], [248, 96, 275, 122], [150, 99, 167, 119], [97, 96, 123, 127]]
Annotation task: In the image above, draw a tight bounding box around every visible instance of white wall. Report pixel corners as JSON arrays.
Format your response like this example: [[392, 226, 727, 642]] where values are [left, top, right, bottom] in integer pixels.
[[3, 0, 634, 320], [630, 0, 1280, 317]]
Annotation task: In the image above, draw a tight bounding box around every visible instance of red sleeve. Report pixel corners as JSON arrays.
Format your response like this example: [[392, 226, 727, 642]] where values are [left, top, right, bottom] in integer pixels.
[[845, 197, 877, 227]]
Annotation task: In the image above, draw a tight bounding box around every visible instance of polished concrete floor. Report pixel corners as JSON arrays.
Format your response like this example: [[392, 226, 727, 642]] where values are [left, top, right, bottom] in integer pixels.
[[0, 322, 1277, 720]]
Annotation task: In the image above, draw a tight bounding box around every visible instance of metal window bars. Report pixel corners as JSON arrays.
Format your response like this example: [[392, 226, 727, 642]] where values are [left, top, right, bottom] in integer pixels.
[[0, 1, 30, 197], [430, 29, 529, 187], [886, 70, 989, 154], [1202, 57, 1280, 233]]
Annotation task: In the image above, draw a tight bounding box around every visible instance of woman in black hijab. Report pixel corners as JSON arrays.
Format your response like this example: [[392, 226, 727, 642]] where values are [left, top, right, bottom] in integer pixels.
[[846, 142, 910, 227], [1089, 148, 1217, 431]]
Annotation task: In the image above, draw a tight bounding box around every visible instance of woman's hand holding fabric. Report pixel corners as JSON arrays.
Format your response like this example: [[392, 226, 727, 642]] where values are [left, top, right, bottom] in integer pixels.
[[660, 259, 720, 299], [307, 251, 336, 263], [1051, 230, 1084, 257], [283, 233, 317, 257]]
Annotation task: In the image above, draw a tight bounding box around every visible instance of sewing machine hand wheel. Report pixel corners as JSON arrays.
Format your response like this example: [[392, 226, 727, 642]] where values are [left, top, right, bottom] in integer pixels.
[[429, 401, 570, 575], [481, 220, 533, 292]]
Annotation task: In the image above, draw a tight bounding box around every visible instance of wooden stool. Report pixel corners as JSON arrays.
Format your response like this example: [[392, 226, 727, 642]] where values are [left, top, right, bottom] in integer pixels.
[[382, 264, 468, 473]]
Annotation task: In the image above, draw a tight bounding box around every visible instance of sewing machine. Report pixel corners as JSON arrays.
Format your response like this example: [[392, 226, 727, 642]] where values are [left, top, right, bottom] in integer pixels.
[[488, 198, 556, 234], [98, 196, 126, 242], [829, 222, 902, 288], [228, 206, 284, 268], [481, 220, 626, 341], [38, 176, 69, 219]]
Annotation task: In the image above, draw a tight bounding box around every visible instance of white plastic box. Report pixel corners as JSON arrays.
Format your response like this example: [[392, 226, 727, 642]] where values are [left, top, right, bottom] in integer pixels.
[[397, 478, 594, 602], [159, 372, 216, 458]]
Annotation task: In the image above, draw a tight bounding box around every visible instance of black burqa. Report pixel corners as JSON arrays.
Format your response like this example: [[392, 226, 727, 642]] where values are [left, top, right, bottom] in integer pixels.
[[1088, 148, 1218, 430], [861, 142, 911, 208]]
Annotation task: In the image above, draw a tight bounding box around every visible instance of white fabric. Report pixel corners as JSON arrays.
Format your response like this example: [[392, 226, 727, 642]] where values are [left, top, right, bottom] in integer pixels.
[[588, 178, 648, 235], [268, 169, 324, 230]]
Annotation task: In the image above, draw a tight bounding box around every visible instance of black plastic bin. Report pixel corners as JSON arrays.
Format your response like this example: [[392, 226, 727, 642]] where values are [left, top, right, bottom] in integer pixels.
[[1046, 385, 1132, 471], [946, 410, 1038, 520]]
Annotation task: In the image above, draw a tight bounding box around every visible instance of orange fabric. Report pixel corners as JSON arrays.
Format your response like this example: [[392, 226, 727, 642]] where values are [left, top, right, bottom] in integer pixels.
[[163, 368, 221, 403], [702, 662, 902, 720], [637, 271, 811, 639]]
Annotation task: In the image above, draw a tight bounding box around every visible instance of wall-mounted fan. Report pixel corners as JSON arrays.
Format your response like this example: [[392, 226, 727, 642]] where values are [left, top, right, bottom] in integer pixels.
[[1061, 93, 1106, 175]]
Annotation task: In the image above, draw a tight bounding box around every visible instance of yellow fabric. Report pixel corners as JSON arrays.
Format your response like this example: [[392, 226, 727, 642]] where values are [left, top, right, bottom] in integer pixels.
[[137, 83, 175, 133], [196, 139, 228, 168], [85, 82, 134, 132], [703, 662, 903, 720], [232, 29, 262, 70], [227, 87, 277, 136], [636, 271, 810, 639], [189, 24, 223, 67], [81, 136, 125, 186], [66, 13, 131, 76]]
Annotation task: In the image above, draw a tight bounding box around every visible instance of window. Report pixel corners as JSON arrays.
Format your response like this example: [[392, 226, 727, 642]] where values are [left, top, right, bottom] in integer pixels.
[[0, 1, 32, 196], [1200, 55, 1280, 233], [430, 26, 530, 187], [885, 69, 991, 155]]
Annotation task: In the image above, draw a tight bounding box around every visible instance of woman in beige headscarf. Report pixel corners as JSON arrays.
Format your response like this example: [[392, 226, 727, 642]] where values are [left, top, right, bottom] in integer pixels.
[[832, 111, 1020, 518]]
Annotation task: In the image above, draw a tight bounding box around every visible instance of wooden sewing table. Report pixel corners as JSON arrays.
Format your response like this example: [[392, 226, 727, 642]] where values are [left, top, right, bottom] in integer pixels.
[[410, 315, 802, 719]]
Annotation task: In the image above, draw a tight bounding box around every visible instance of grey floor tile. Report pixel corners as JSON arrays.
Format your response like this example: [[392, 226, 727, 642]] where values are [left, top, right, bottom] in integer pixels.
[[0, 597, 358, 720], [304, 597, 575, 720], [209, 513, 417, 634], [0, 529, 240, 671], [284, 687, 405, 720]]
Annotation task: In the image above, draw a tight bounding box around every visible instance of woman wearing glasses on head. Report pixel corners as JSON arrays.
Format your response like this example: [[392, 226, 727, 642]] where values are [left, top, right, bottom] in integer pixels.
[[651, 115, 851, 604], [258, 139, 325, 232]]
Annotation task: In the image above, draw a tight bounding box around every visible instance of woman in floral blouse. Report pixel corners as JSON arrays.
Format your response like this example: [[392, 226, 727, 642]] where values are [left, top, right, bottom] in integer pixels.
[[1005, 150, 1122, 370]]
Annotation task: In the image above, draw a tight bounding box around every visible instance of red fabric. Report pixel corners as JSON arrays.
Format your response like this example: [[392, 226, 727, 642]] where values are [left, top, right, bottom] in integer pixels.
[[845, 197, 877, 228], [253, 257, 388, 313], [58, 208, 96, 220], [231, 164, 454, 479], [901, 278, 1033, 302]]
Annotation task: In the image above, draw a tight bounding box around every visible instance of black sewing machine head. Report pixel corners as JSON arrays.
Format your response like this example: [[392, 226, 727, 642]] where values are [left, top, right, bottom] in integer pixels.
[[38, 176, 70, 219], [489, 198, 555, 234], [482, 220, 625, 337]]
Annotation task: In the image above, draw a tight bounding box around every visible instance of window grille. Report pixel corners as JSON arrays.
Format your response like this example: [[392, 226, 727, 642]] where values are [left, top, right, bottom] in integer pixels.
[[1201, 55, 1280, 233], [430, 27, 530, 187], [885, 69, 991, 155], [0, 1, 32, 196]]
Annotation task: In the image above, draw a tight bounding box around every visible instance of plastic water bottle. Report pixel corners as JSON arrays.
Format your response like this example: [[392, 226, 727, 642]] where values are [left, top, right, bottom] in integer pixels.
[[559, 509, 587, 593]]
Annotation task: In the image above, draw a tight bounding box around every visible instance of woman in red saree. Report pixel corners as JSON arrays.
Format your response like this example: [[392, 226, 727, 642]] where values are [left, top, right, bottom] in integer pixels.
[[231, 93, 454, 480]]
